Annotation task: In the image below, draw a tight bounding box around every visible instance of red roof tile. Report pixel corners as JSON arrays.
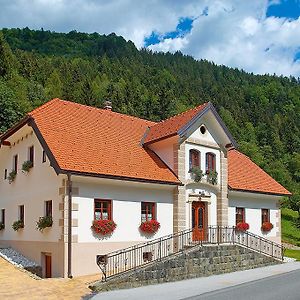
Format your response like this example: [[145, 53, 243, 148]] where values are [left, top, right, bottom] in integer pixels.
[[228, 149, 291, 196], [144, 103, 208, 144], [29, 99, 180, 184]]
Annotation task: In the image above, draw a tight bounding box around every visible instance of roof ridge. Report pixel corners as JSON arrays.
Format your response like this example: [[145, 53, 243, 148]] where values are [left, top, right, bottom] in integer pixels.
[[148, 102, 208, 128], [31, 98, 157, 125]]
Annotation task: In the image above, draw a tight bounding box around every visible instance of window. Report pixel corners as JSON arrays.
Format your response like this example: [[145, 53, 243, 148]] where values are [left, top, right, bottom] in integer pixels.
[[45, 201, 52, 217], [28, 146, 34, 166], [4, 169, 7, 180], [236, 207, 245, 225], [261, 209, 270, 224], [189, 149, 200, 170], [42, 150, 46, 163], [94, 199, 111, 220], [19, 205, 24, 223], [206, 152, 216, 172], [13, 155, 18, 173], [1, 209, 5, 227], [141, 202, 156, 222], [200, 125, 206, 134]]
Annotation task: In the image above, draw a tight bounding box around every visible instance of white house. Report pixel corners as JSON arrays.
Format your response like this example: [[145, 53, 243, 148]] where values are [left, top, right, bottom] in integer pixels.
[[0, 98, 291, 278]]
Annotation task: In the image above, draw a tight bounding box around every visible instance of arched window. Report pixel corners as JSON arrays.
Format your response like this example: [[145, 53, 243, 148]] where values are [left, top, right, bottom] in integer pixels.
[[205, 152, 216, 172], [189, 149, 200, 170]]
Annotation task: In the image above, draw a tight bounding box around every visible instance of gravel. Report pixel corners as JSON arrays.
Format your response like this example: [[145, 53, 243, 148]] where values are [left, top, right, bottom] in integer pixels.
[[283, 256, 297, 263], [0, 247, 40, 268]]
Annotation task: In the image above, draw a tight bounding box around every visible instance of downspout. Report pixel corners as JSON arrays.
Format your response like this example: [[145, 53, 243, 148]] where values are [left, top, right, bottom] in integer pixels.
[[67, 173, 73, 278]]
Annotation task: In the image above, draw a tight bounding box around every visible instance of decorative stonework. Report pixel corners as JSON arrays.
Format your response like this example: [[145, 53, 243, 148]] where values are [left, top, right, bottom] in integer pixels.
[[186, 137, 220, 150], [217, 150, 228, 226]]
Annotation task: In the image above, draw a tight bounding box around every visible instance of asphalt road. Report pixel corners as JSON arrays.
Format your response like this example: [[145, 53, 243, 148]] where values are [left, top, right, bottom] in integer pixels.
[[185, 269, 300, 300], [92, 262, 300, 300]]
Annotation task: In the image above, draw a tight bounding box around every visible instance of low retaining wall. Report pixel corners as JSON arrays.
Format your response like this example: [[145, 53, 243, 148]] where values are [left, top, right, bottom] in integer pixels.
[[91, 244, 281, 292]]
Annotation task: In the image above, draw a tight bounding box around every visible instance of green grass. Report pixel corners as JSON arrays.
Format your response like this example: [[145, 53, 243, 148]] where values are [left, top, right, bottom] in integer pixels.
[[284, 249, 300, 261], [281, 208, 300, 247]]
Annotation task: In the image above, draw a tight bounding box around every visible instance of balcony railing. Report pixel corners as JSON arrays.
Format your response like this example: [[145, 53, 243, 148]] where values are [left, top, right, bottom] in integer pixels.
[[96, 226, 283, 281]]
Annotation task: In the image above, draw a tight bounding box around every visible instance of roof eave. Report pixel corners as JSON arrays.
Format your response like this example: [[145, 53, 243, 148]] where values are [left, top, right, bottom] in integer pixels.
[[228, 186, 292, 197]]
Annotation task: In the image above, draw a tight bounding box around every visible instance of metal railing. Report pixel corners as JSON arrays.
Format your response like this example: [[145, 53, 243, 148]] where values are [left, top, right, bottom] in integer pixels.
[[96, 226, 283, 281]]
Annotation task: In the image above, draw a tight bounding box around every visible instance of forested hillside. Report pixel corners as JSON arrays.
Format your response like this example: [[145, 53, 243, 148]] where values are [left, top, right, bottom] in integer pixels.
[[0, 27, 299, 210]]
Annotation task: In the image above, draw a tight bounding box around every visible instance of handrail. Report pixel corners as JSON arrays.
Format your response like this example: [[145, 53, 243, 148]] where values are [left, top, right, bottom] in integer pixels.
[[96, 226, 283, 281]]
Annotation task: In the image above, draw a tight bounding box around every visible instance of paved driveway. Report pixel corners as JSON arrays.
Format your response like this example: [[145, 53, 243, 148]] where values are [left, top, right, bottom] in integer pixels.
[[0, 257, 99, 299]]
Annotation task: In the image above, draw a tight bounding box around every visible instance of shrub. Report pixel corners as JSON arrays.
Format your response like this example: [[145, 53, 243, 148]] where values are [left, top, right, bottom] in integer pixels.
[[12, 220, 24, 231], [190, 167, 204, 182], [207, 170, 218, 185], [261, 222, 273, 232], [8, 170, 17, 183], [0, 223, 5, 230], [139, 220, 160, 234], [22, 160, 33, 173], [36, 216, 53, 232], [236, 222, 250, 232], [91, 219, 117, 235]]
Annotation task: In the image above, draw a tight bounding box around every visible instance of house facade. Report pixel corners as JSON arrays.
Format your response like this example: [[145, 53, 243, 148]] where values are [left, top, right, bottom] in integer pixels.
[[0, 99, 291, 278]]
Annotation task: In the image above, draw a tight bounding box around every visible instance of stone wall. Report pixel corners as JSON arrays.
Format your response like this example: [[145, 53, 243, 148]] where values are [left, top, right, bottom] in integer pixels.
[[91, 244, 280, 292]]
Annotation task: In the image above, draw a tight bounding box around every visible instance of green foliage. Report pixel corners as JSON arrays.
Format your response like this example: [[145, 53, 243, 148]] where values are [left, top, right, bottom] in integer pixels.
[[190, 167, 204, 182], [0, 223, 4, 230], [207, 170, 218, 185], [0, 27, 299, 204], [22, 160, 33, 173], [8, 170, 16, 184], [36, 216, 53, 232], [284, 249, 300, 261], [281, 208, 300, 247], [12, 220, 24, 231]]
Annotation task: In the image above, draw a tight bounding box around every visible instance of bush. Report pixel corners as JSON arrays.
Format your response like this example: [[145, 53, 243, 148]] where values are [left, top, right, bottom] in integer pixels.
[[36, 216, 53, 232], [22, 160, 33, 173], [91, 219, 117, 235], [12, 220, 24, 231], [236, 222, 250, 232], [8, 170, 16, 183], [139, 220, 160, 234], [0, 223, 5, 230], [190, 167, 204, 182]]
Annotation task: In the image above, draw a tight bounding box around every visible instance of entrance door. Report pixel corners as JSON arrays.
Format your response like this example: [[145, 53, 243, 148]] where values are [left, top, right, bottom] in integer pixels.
[[192, 202, 206, 241], [45, 255, 52, 278]]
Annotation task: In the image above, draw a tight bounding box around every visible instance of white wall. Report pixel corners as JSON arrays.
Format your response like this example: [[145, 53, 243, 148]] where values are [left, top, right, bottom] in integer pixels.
[[0, 125, 62, 242], [72, 177, 174, 243], [228, 191, 281, 239]]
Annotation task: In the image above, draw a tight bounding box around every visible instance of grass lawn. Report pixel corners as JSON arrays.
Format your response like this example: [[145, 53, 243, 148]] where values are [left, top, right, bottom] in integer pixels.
[[281, 208, 300, 247], [284, 249, 300, 261]]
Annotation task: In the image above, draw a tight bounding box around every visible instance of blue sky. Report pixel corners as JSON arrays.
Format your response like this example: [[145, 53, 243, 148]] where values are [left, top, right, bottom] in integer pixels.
[[1, 1, 300, 76]]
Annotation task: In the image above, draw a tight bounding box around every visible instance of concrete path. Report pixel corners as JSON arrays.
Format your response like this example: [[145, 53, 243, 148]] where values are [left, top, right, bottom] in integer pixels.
[[91, 262, 300, 300]]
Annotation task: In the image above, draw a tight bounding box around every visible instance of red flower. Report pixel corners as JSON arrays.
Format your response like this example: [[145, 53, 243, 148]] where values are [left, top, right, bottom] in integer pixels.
[[261, 222, 273, 232], [236, 222, 250, 231], [91, 220, 117, 235], [139, 220, 160, 234]]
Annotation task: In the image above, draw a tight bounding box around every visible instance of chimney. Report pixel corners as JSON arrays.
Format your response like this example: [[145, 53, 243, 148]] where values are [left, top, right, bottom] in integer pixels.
[[103, 100, 112, 111]]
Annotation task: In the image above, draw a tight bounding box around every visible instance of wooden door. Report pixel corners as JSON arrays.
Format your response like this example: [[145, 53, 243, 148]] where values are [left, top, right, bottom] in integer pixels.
[[192, 202, 206, 241], [45, 255, 52, 278]]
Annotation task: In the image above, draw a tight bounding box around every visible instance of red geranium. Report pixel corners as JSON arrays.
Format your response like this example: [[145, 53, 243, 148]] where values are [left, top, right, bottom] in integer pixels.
[[139, 220, 160, 234], [236, 222, 250, 232], [261, 222, 273, 232], [91, 220, 117, 235]]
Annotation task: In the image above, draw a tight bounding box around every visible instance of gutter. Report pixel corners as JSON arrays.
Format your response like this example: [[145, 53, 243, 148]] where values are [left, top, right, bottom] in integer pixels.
[[67, 173, 73, 278]]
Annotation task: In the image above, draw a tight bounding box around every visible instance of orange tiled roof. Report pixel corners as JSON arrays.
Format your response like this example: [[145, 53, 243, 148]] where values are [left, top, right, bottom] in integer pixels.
[[28, 99, 180, 184], [228, 149, 291, 196], [144, 103, 208, 144]]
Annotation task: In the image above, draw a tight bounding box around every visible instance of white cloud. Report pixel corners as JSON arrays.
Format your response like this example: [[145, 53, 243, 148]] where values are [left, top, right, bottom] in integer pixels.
[[1, 0, 300, 76]]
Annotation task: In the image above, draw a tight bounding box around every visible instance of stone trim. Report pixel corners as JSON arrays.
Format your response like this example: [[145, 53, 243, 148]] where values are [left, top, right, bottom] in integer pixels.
[[185, 137, 220, 150]]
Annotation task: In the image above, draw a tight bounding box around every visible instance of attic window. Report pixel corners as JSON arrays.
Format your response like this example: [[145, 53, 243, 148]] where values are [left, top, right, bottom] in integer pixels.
[[200, 125, 206, 134]]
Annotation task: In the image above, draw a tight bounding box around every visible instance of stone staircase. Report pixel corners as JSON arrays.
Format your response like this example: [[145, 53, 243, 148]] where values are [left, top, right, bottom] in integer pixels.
[[91, 244, 280, 292]]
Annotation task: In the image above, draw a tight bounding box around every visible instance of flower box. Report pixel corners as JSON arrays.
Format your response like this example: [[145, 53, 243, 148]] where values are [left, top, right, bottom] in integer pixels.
[[91, 219, 117, 235], [22, 160, 33, 173], [12, 220, 24, 231], [139, 220, 160, 234], [235, 222, 249, 232], [8, 170, 17, 184], [190, 167, 204, 182], [261, 222, 273, 232], [36, 216, 53, 232]]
